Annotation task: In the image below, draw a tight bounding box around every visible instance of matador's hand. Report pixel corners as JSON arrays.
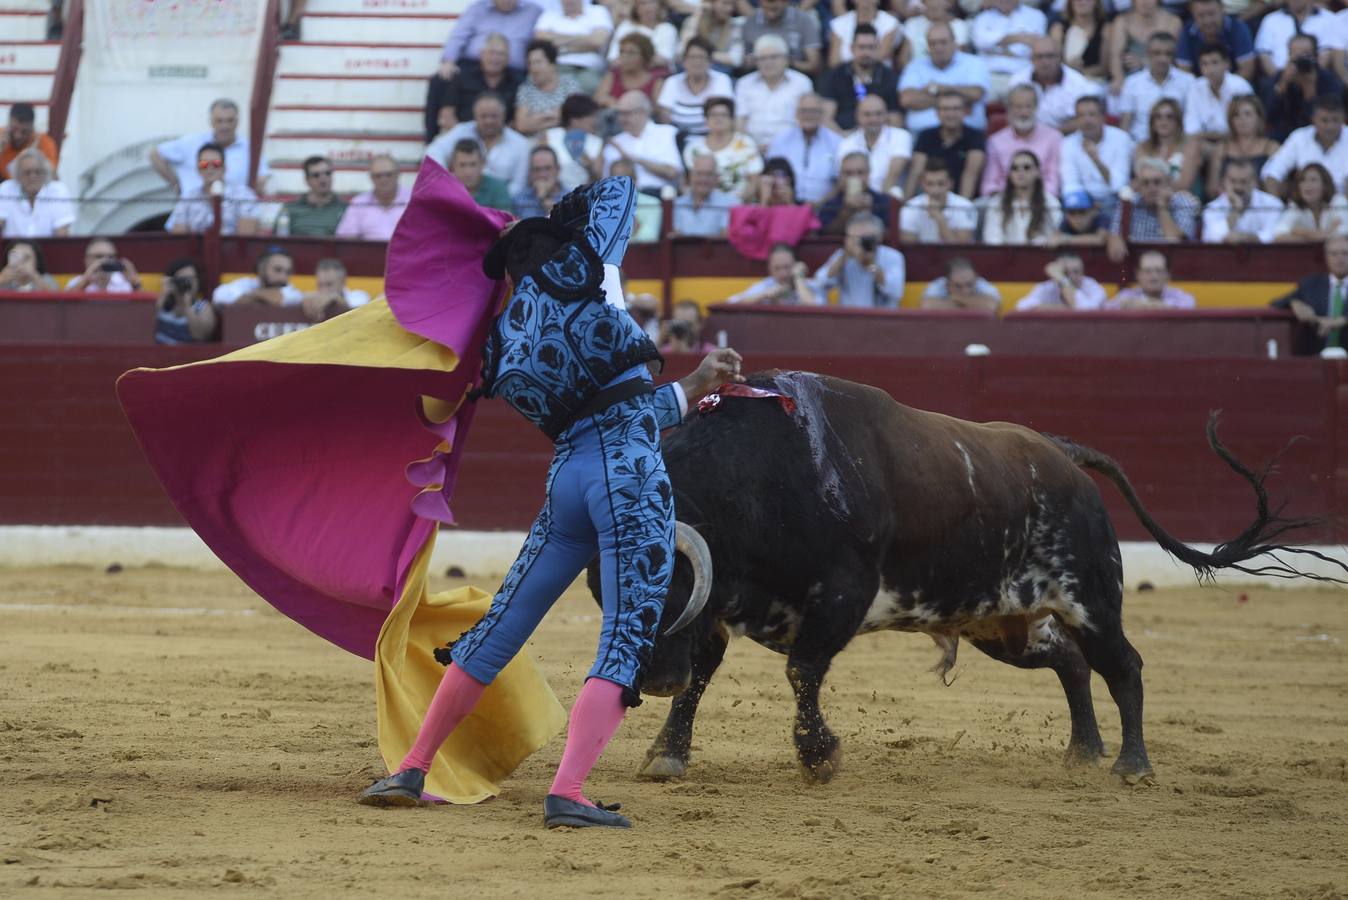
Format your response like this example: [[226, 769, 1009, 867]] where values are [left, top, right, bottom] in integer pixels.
[[681, 348, 745, 402]]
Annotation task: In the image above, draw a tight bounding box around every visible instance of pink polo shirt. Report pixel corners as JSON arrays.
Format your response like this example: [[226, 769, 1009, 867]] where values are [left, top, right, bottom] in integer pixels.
[[981, 123, 1063, 198], [335, 185, 412, 242]]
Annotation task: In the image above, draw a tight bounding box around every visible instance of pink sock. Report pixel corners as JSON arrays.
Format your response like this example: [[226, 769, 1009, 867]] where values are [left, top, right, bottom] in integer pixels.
[[549, 678, 628, 807], [400, 664, 488, 773]]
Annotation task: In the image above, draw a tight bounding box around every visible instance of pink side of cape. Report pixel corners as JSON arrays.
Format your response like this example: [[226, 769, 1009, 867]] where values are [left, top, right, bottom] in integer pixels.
[[726, 205, 821, 261], [116, 160, 512, 659]]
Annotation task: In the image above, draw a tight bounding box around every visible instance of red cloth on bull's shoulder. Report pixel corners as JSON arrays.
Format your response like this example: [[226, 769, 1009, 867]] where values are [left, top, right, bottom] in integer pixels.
[[697, 383, 797, 416]]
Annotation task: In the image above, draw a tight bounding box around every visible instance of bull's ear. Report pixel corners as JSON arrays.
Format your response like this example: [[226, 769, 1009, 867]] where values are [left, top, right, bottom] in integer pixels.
[[666, 522, 712, 635]]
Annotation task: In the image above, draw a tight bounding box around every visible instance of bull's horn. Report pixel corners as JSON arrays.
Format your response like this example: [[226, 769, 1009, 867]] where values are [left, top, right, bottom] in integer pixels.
[[665, 521, 712, 635]]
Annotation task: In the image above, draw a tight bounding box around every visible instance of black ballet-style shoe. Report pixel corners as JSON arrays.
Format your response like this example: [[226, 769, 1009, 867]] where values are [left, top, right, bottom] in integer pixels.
[[543, 794, 631, 829], [357, 768, 425, 807]]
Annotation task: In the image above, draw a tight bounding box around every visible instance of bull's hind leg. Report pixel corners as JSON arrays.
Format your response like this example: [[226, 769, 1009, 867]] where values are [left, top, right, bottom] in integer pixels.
[[970, 617, 1106, 767], [639, 627, 728, 780], [1067, 619, 1152, 779]]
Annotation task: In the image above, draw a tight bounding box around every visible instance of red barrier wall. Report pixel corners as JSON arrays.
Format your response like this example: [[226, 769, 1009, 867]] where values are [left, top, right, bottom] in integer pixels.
[[1, 346, 1341, 545]]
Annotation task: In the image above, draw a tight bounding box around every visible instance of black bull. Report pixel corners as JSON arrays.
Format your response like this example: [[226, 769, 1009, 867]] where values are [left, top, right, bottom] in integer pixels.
[[587, 371, 1343, 783]]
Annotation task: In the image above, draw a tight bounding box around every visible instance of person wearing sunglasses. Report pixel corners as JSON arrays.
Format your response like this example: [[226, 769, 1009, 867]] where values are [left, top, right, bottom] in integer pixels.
[[150, 98, 269, 196], [165, 143, 260, 236], [281, 155, 347, 236]]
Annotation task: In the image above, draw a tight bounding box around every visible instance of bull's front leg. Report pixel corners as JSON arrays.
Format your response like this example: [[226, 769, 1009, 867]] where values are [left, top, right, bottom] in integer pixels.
[[639, 626, 729, 780]]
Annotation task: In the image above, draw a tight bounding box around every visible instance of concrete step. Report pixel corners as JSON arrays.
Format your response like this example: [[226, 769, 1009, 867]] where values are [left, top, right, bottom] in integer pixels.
[[0, 101, 47, 129], [273, 74, 429, 107], [278, 41, 442, 77], [2, 73, 54, 98], [0, 41, 61, 70], [307, 0, 468, 13], [265, 131, 427, 163], [270, 104, 423, 133], [0, 11, 47, 40], [301, 14, 457, 46], [4, 0, 53, 11], [266, 160, 419, 195]]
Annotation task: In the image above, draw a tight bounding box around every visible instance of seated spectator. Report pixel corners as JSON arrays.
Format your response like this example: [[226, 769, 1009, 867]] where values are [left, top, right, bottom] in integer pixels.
[[513, 145, 565, 218], [426, 33, 523, 142], [672, 155, 736, 237], [983, 150, 1063, 245], [820, 25, 901, 133], [906, 91, 986, 199], [1182, 44, 1252, 147], [1008, 38, 1102, 135], [682, 97, 762, 200], [1254, 0, 1341, 87], [0, 147, 73, 238], [299, 258, 372, 323], [1108, 250, 1196, 308], [604, 91, 683, 193], [735, 35, 815, 149], [282, 156, 347, 237], [1132, 98, 1199, 192], [727, 242, 819, 303], [660, 299, 719, 352], [0, 103, 58, 181], [1205, 95, 1279, 200], [1053, 192, 1110, 245], [165, 143, 259, 237], [430, 92, 530, 195], [678, 0, 744, 73], [1177, 0, 1255, 82], [335, 155, 411, 241], [1106, 157, 1199, 260], [448, 139, 512, 212], [982, 85, 1063, 197], [741, 0, 822, 77], [212, 247, 303, 307], [533, 0, 612, 95], [1271, 163, 1348, 243], [65, 238, 142, 293], [1015, 253, 1107, 309], [155, 258, 217, 345], [828, 0, 900, 69], [1268, 35, 1345, 144], [1272, 233, 1348, 355], [626, 290, 662, 340], [1050, 0, 1112, 86], [597, 33, 665, 111], [754, 157, 803, 206], [971, 0, 1048, 100], [1116, 32, 1193, 145], [899, 23, 990, 134], [836, 95, 912, 195], [541, 94, 605, 191], [1061, 95, 1133, 222], [765, 93, 842, 205], [900, 160, 977, 243], [514, 40, 583, 136], [608, 0, 679, 71], [1261, 96, 1348, 200], [819, 151, 890, 233], [608, 158, 664, 240], [812, 213, 906, 308], [151, 98, 268, 196], [433, 0, 541, 85], [0, 239, 59, 291], [1203, 159, 1283, 243], [902, 0, 971, 64], [658, 37, 733, 137], [920, 256, 1002, 311]]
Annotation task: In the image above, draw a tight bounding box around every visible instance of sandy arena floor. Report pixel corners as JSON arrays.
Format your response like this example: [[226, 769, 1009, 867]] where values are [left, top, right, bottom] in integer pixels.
[[1, 566, 1345, 899]]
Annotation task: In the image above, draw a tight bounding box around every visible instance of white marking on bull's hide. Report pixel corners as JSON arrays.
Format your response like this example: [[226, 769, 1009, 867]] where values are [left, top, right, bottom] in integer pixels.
[[770, 372, 858, 521], [858, 587, 942, 633], [954, 441, 977, 496]]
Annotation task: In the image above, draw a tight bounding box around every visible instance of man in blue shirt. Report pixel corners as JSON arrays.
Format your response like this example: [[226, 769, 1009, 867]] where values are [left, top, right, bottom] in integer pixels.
[[1177, 0, 1256, 82], [671, 155, 736, 237], [899, 22, 991, 132], [512, 146, 566, 218], [766, 93, 842, 204], [811, 213, 906, 308]]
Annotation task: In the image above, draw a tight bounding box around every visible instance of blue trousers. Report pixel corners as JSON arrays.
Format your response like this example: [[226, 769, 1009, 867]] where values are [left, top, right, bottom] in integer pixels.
[[450, 390, 676, 701]]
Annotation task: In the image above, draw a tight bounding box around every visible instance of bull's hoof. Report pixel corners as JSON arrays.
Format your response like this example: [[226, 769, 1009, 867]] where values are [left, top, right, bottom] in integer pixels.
[[1062, 742, 1106, 768], [799, 741, 842, 785], [1110, 754, 1155, 783], [638, 753, 688, 781]]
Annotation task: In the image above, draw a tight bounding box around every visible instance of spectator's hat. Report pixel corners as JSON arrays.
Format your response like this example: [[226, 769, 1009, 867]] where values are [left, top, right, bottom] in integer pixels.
[[1063, 191, 1095, 211]]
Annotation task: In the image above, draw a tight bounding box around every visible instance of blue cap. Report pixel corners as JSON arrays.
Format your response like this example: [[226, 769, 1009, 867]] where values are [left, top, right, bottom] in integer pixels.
[[1063, 191, 1095, 211]]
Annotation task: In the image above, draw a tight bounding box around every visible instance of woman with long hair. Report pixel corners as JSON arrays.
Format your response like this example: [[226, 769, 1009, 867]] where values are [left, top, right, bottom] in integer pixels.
[[757, 157, 800, 206], [1133, 98, 1199, 192], [607, 0, 679, 71], [596, 33, 665, 109], [828, 0, 901, 68], [677, 0, 743, 72], [1206, 95, 1280, 199], [1105, 0, 1180, 94], [682, 96, 763, 199], [1272, 163, 1348, 242], [982, 150, 1062, 245], [1050, 0, 1112, 82]]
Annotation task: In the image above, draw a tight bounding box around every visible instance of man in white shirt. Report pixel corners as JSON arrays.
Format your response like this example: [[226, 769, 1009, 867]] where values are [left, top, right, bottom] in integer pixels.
[[1262, 96, 1348, 198], [299, 257, 372, 322], [735, 35, 814, 149], [836, 95, 913, 194], [428, 92, 531, 195], [0, 147, 73, 238], [899, 160, 977, 243], [601, 91, 683, 192], [1254, 0, 1342, 79], [766, 93, 843, 204], [165, 143, 260, 236], [898, 22, 991, 132], [150, 98, 269, 196], [1061, 95, 1133, 222], [212, 248, 304, 307], [1007, 38, 1101, 135], [533, 0, 612, 91], [971, 0, 1048, 98], [1015, 253, 1107, 310], [1118, 33, 1194, 144], [1183, 44, 1253, 143], [1202, 159, 1284, 243]]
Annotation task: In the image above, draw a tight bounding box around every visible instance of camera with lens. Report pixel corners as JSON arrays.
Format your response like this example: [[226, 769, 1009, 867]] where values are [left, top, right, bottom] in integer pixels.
[[1294, 56, 1316, 74], [99, 260, 124, 273], [859, 235, 878, 253], [172, 274, 196, 294]]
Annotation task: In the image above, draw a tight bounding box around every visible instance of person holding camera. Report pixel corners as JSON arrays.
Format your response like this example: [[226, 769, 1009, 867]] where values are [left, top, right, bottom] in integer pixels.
[[1268, 35, 1344, 143], [812, 212, 905, 308], [298, 258, 370, 323], [154, 258, 217, 345], [0, 239, 58, 291], [65, 238, 143, 293], [818, 152, 889, 234]]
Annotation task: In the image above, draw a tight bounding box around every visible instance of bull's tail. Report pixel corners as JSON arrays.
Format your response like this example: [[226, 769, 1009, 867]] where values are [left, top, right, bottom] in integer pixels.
[[1045, 413, 1347, 584]]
